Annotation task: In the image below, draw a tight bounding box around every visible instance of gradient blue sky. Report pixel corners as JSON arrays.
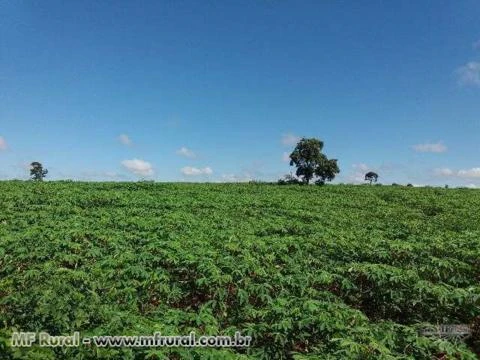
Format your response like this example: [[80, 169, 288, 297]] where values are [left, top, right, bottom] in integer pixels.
[[1, 0, 479, 185]]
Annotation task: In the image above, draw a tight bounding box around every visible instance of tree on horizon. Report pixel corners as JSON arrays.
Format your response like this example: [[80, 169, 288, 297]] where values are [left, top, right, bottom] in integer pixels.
[[288, 138, 340, 185], [30, 162, 48, 181], [365, 171, 378, 185]]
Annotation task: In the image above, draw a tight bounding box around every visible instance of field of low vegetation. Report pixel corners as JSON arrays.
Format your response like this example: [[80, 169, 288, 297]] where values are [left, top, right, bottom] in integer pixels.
[[0, 181, 479, 359]]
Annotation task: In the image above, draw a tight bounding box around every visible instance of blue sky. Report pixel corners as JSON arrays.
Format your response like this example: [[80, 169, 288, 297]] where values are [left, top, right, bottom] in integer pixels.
[[1, 0, 479, 186]]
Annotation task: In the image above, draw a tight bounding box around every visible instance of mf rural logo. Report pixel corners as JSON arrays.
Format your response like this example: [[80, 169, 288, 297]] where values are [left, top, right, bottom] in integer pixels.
[[419, 324, 472, 340]]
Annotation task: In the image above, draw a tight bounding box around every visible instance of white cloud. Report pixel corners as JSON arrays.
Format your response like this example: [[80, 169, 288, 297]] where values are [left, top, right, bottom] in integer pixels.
[[352, 163, 370, 172], [282, 152, 290, 162], [281, 133, 301, 146], [434, 168, 454, 176], [76, 170, 125, 181], [412, 142, 447, 153], [181, 166, 213, 176], [221, 173, 253, 182], [176, 147, 196, 158], [343, 162, 401, 184], [458, 168, 480, 178], [0, 136, 7, 150], [345, 163, 374, 183], [455, 62, 480, 87], [434, 167, 480, 179], [121, 159, 154, 176], [118, 134, 132, 146], [350, 173, 367, 183], [20, 162, 31, 170], [466, 184, 478, 189]]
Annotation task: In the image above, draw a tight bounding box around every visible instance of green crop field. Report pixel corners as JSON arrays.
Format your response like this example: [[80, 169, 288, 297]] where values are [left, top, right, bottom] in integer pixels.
[[0, 181, 479, 359]]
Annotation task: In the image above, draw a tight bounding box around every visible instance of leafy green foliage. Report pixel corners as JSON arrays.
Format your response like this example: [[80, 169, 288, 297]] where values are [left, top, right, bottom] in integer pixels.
[[288, 138, 340, 185], [0, 182, 479, 359], [365, 172, 379, 185], [29, 162, 48, 181], [277, 174, 302, 185]]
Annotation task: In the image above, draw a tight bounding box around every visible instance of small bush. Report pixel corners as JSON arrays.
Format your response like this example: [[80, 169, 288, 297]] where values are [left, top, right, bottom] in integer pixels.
[[278, 174, 302, 185]]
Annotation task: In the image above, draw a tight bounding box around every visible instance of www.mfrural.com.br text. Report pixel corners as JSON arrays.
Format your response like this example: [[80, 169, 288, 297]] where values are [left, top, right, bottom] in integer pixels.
[[11, 331, 252, 348]]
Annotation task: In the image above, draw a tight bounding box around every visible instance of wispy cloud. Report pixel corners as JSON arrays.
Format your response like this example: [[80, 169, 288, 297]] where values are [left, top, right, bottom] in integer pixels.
[[121, 158, 154, 176], [347, 163, 373, 183], [352, 163, 370, 172], [281, 133, 301, 146], [0, 136, 7, 150], [455, 62, 480, 87], [20, 162, 31, 171], [343, 163, 399, 184], [181, 166, 213, 176], [434, 167, 480, 179], [434, 168, 454, 176], [176, 146, 196, 158], [221, 173, 253, 182], [458, 168, 480, 178], [118, 134, 132, 146], [282, 152, 290, 162], [77, 170, 126, 181], [412, 142, 447, 153]]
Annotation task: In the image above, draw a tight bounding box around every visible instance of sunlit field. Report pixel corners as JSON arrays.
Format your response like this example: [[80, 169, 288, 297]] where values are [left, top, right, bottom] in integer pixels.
[[1, 182, 479, 359]]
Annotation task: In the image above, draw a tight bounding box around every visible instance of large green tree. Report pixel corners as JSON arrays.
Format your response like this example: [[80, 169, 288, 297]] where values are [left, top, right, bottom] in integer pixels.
[[289, 138, 339, 185], [30, 162, 48, 181]]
